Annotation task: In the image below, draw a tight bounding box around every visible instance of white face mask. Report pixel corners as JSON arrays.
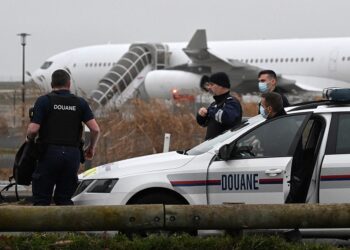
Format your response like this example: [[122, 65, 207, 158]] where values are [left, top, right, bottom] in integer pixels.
[[258, 82, 269, 93], [260, 105, 268, 118]]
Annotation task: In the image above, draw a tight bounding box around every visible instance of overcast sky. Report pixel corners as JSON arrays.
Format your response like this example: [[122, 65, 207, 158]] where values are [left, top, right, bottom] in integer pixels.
[[1, 0, 350, 81]]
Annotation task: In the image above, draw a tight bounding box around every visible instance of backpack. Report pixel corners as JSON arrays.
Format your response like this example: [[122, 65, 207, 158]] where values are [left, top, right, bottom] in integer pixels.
[[0, 141, 38, 202]]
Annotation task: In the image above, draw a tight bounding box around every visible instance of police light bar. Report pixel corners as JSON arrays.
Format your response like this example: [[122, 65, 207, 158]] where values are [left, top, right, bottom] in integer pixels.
[[323, 87, 350, 102]]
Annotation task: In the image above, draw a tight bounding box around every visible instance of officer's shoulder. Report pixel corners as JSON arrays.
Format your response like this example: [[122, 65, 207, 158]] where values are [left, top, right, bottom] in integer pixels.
[[36, 94, 50, 103], [226, 96, 239, 103]]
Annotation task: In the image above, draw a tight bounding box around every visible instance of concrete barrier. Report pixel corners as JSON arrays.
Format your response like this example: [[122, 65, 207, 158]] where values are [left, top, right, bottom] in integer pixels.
[[0, 205, 163, 231], [165, 204, 350, 230], [1, 204, 350, 232]]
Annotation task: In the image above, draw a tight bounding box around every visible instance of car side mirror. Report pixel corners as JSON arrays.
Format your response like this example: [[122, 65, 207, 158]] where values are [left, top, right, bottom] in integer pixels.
[[218, 144, 234, 161]]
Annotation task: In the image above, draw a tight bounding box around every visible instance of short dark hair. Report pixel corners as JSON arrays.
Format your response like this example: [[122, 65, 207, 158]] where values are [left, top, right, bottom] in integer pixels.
[[258, 70, 277, 80], [261, 92, 283, 112], [51, 69, 70, 88]]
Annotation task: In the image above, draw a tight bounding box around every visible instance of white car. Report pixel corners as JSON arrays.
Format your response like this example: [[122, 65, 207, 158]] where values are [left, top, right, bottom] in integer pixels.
[[73, 88, 350, 206]]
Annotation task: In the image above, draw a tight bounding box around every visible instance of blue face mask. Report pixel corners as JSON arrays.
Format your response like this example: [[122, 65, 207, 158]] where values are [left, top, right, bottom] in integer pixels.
[[258, 82, 269, 93], [260, 105, 268, 118]]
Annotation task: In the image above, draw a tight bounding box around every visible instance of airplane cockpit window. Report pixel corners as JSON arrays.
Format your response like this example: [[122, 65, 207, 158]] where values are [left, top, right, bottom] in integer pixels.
[[40, 61, 53, 70]]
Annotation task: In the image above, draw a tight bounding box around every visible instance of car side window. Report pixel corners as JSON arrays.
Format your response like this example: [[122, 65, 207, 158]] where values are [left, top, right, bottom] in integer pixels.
[[335, 114, 350, 154], [233, 114, 307, 158]]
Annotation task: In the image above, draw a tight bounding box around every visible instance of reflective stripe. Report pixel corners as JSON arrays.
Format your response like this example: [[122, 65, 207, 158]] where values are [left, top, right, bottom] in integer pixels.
[[215, 109, 223, 123]]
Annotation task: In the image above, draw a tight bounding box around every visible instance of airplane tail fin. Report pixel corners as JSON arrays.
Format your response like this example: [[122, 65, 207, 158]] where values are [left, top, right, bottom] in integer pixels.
[[186, 29, 207, 50]]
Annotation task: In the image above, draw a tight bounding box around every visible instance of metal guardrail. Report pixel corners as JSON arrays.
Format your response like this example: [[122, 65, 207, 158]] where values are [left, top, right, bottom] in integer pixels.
[[1, 204, 350, 232]]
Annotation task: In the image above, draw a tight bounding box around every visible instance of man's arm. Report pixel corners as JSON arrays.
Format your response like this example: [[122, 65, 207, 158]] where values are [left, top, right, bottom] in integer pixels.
[[26, 123, 40, 141], [84, 118, 100, 160]]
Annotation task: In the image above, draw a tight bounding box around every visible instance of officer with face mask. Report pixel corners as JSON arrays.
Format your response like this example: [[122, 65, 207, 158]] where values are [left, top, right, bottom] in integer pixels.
[[260, 92, 287, 119], [257, 70, 289, 116]]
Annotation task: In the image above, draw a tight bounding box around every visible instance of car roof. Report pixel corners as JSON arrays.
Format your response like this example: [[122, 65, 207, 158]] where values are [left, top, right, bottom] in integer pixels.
[[287, 100, 350, 114]]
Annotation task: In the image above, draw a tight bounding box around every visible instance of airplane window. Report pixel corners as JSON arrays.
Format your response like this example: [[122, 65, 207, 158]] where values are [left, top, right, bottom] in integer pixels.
[[347, 57, 350, 61], [99, 63, 102, 67], [73, 63, 77, 68], [260, 59, 263, 63], [250, 59, 254, 63], [296, 58, 299, 62], [306, 58, 309, 62], [265, 59, 268, 63], [40, 61, 53, 70], [270, 58, 273, 63], [103, 63, 107, 67], [245, 59, 248, 63], [255, 59, 259, 63], [285, 58, 289, 62], [300, 58, 304, 62], [108, 62, 111, 66], [291, 58, 294, 62], [275, 58, 279, 63], [280, 58, 283, 63], [342, 57, 345, 61], [94, 63, 97, 67], [90, 63, 93, 67], [85, 63, 88, 67], [311, 58, 314, 62]]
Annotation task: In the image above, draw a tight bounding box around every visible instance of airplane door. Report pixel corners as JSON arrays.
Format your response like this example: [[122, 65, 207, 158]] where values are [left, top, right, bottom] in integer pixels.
[[207, 113, 312, 205], [328, 49, 338, 72]]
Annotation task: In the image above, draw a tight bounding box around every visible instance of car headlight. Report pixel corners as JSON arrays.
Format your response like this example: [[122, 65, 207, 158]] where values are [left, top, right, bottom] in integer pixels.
[[86, 179, 118, 193]]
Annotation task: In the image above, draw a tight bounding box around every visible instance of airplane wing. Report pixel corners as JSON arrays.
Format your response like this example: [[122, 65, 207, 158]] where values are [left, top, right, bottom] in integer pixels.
[[175, 29, 303, 93]]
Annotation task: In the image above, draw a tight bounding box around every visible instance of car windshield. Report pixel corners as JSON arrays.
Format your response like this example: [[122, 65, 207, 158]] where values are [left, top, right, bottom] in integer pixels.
[[186, 115, 264, 155]]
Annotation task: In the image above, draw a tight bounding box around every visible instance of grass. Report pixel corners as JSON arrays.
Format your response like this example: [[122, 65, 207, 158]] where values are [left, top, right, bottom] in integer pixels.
[[0, 233, 343, 250]]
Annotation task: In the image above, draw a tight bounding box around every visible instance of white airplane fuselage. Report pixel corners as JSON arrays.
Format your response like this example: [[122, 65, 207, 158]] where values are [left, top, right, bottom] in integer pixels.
[[32, 37, 350, 98]]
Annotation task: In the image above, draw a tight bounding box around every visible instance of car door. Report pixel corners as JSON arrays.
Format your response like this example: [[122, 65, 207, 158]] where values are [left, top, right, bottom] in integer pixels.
[[207, 113, 312, 204], [319, 112, 350, 203]]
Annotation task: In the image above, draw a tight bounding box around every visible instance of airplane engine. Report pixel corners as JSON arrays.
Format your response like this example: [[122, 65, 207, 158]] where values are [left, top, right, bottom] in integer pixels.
[[144, 70, 204, 99]]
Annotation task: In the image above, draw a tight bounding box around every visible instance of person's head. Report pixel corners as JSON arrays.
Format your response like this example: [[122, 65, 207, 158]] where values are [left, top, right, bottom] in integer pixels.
[[261, 92, 283, 118], [51, 69, 71, 89], [207, 72, 231, 96], [258, 70, 277, 93]]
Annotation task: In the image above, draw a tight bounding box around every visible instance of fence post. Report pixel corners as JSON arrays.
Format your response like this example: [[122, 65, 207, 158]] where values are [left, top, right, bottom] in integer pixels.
[[163, 133, 171, 152]]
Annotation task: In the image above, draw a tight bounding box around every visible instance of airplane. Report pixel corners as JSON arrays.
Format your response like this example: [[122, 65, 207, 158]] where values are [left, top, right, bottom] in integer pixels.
[[31, 29, 350, 108]]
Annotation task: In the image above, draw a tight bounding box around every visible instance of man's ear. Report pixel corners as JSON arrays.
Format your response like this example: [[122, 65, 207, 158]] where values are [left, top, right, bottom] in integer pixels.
[[271, 78, 277, 87], [267, 105, 273, 113]]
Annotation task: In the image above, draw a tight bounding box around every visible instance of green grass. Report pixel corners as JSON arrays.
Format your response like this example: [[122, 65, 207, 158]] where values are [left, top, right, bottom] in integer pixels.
[[0, 233, 343, 250]]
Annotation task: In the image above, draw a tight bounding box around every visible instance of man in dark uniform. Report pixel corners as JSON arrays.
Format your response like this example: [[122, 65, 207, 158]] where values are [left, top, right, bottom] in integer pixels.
[[257, 70, 289, 115], [26, 69, 100, 206], [260, 92, 287, 120], [196, 72, 242, 140]]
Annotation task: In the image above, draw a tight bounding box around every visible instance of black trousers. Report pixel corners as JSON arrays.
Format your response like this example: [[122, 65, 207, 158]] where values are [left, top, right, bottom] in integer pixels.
[[32, 145, 80, 205]]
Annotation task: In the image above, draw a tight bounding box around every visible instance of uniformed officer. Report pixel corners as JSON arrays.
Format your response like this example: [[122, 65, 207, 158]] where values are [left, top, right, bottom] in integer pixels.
[[197, 72, 242, 140], [26, 69, 100, 206]]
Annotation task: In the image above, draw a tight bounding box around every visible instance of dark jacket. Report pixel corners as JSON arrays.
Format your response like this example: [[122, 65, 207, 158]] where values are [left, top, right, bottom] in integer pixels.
[[197, 92, 242, 140], [274, 86, 290, 107]]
